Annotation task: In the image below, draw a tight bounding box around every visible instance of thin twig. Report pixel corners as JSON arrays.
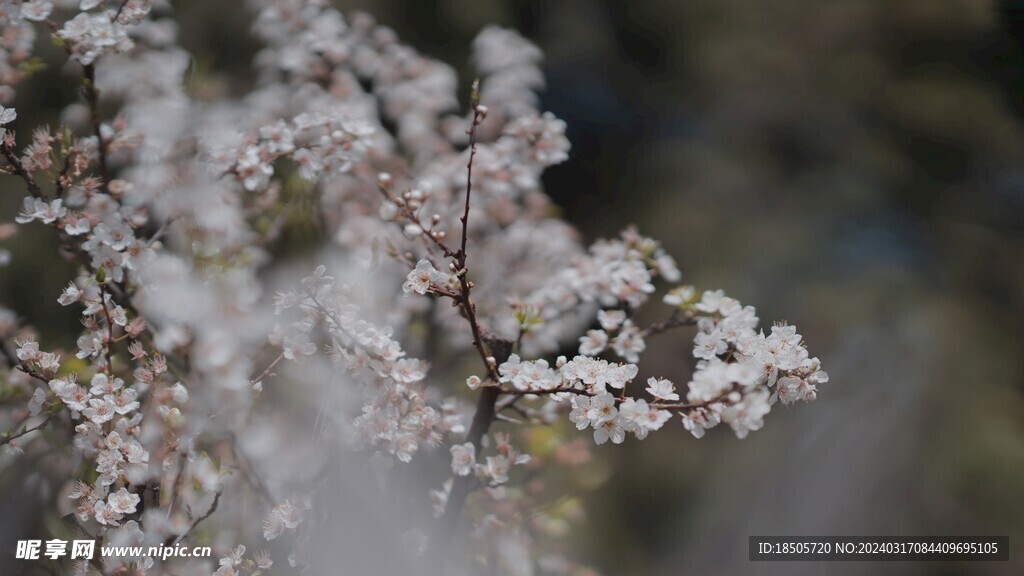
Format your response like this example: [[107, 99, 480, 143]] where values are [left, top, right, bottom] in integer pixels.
[[497, 385, 590, 397], [82, 64, 110, 193], [54, 148, 75, 198], [435, 84, 514, 564], [172, 490, 222, 545], [640, 310, 698, 338], [249, 350, 285, 385], [146, 215, 180, 246], [15, 363, 51, 386], [377, 184, 456, 259], [0, 142, 45, 199], [494, 384, 730, 413], [456, 79, 482, 264], [99, 284, 116, 374], [1, 416, 52, 447], [112, 0, 132, 22]]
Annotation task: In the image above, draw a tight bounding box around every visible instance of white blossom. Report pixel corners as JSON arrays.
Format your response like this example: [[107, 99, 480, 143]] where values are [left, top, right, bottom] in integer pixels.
[[107, 487, 140, 516], [20, 1, 53, 22], [585, 392, 618, 426], [596, 309, 626, 331], [484, 455, 510, 485], [663, 285, 696, 306], [449, 442, 476, 476], [721, 388, 771, 439], [578, 329, 607, 356], [0, 106, 15, 125], [593, 417, 625, 445], [645, 377, 679, 401], [610, 320, 646, 362], [402, 259, 445, 295]]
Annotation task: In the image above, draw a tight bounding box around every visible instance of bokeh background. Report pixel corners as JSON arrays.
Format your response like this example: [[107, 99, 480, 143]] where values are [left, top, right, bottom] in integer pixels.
[[3, 1, 1024, 575]]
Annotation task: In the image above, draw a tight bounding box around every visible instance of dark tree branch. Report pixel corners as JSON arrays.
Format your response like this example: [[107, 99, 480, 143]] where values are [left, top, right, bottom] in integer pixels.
[[0, 141, 45, 199], [433, 83, 514, 565], [82, 64, 110, 193]]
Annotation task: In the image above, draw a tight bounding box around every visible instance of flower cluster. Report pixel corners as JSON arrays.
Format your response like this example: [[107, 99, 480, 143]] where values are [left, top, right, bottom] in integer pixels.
[[447, 432, 530, 488], [57, 7, 141, 66], [262, 498, 309, 541], [275, 266, 463, 463], [16, 333, 155, 529], [0, 4, 38, 102], [676, 290, 828, 438], [214, 544, 273, 576], [216, 111, 376, 191]]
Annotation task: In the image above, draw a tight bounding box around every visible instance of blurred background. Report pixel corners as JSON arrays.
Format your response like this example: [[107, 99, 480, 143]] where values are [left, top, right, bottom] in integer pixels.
[[4, 0, 1024, 574]]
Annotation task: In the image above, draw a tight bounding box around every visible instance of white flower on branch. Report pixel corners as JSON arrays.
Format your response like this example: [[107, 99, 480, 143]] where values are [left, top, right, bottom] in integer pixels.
[[20, 1, 52, 22], [450, 442, 476, 476], [645, 377, 679, 402], [0, 106, 15, 125], [577, 329, 608, 356], [263, 500, 306, 541], [402, 259, 445, 295]]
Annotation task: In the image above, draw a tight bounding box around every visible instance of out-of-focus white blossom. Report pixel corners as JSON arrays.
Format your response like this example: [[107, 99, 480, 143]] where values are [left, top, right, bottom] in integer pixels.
[[450, 442, 475, 476]]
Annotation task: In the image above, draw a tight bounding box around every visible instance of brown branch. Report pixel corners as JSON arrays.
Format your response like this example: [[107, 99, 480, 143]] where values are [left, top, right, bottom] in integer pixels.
[[456, 79, 482, 264], [1, 342, 52, 387], [450, 88, 498, 382], [16, 363, 51, 386], [112, 0, 132, 22], [82, 64, 110, 193], [495, 383, 732, 414], [99, 284, 116, 374], [0, 141, 45, 199], [651, 388, 737, 412], [434, 84, 513, 565], [497, 385, 591, 397], [499, 401, 531, 422], [249, 350, 285, 384], [54, 148, 75, 198], [171, 490, 222, 546], [1, 416, 52, 447], [640, 310, 698, 338], [377, 183, 456, 259]]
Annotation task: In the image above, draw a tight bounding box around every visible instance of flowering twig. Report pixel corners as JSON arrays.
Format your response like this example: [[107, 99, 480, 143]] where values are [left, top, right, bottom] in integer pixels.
[[16, 363, 51, 386], [53, 148, 76, 198], [377, 181, 456, 259], [456, 79, 482, 264], [450, 82, 500, 384], [250, 350, 286, 385], [498, 385, 590, 397], [99, 283, 116, 374], [0, 141, 45, 199], [435, 83, 515, 563], [640, 309, 698, 338], [0, 340, 50, 385], [81, 63, 110, 192]]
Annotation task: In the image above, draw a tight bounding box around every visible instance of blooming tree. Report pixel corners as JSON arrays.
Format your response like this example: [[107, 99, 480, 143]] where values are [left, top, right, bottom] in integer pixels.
[[0, 1, 827, 574]]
